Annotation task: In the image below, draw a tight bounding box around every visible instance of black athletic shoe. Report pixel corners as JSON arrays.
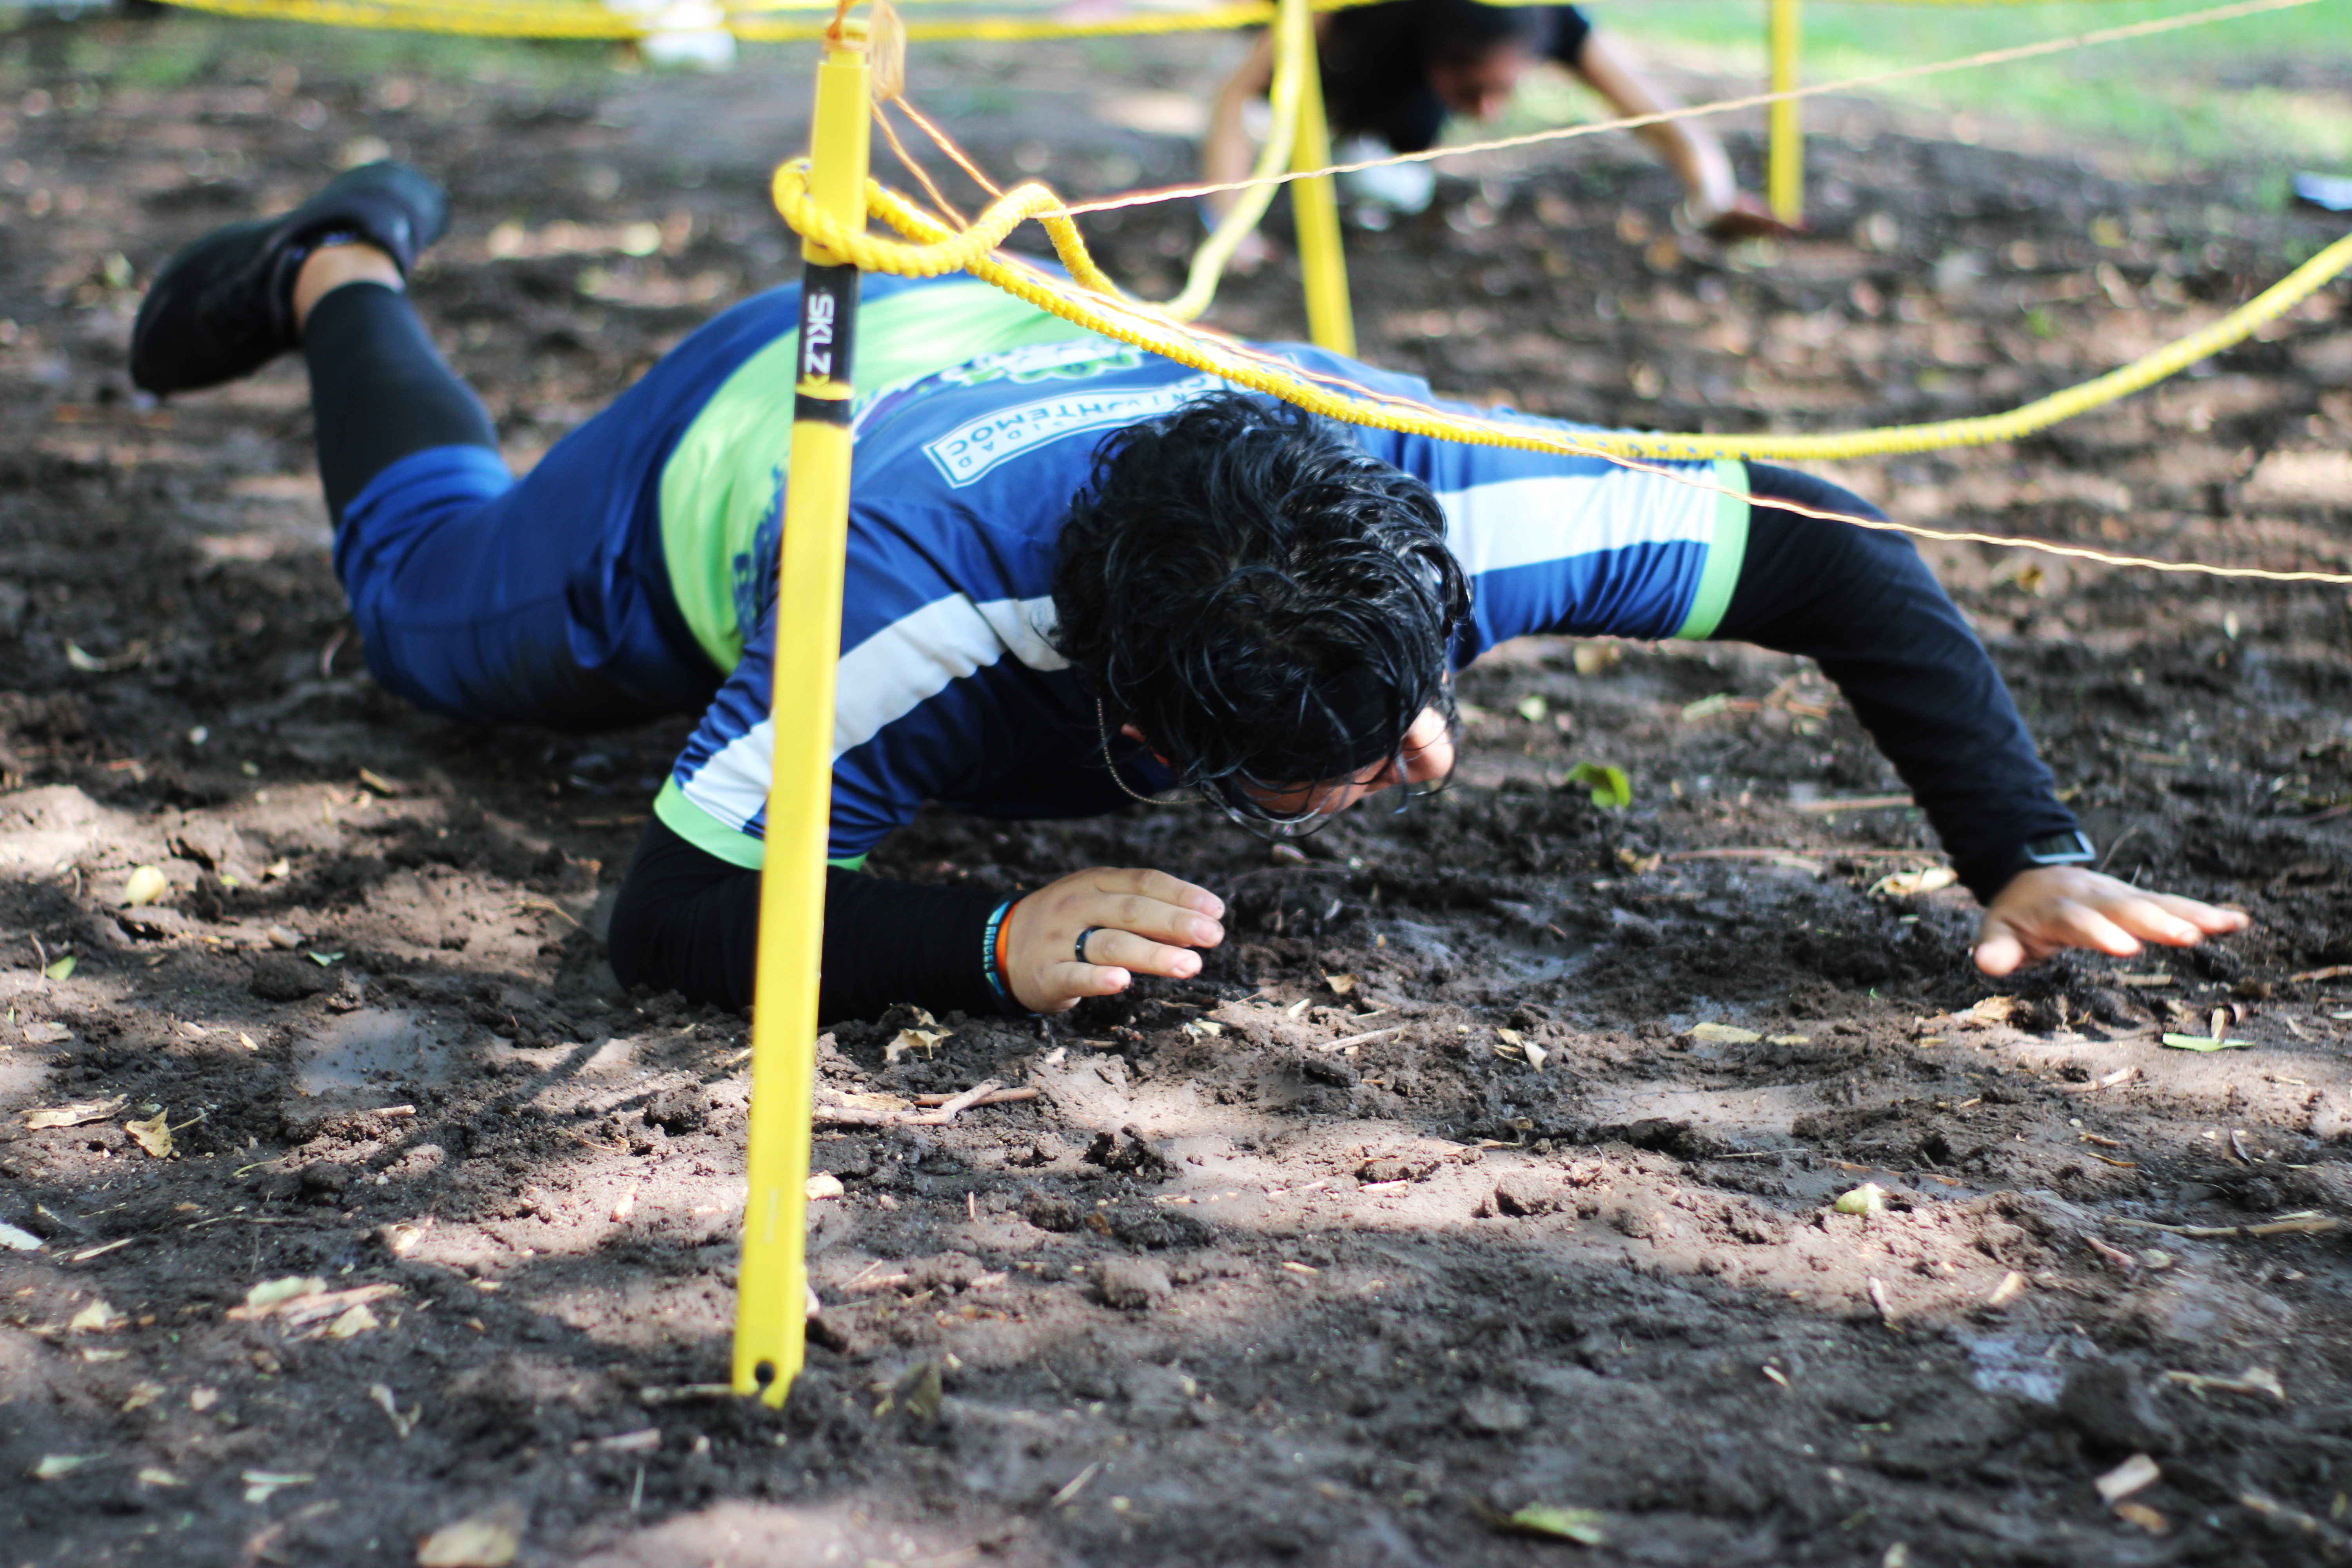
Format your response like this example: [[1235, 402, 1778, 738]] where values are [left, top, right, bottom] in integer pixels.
[[129, 160, 449, 396]]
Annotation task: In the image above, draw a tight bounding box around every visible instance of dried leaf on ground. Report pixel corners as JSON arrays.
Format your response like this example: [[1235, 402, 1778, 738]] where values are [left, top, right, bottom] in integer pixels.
[[1869, 865, 1958, 898], [2113, 1501, 2169, 1534], [1515, 693, 1549, 723], [24, 1096, 125, 1129], [1572, 641, 1620, 676], [1494, 1026, 1548, 1070], [0, 1221, 40, 1251], [370, 1383, 421, 1438], [1689, 1022, 1762, 1044], [120, 1380, 166, 1413], [122, 865, 170, 907], [33, 1454, 105, 1480], [326, 1303, 381, 1339], [22, 1020, 70, 1044], [137, 1466, 183, 1488], [68, 1299, 124, 1333], [124, 1112, 173, 1158], [1970, 996, 2022, 1026], [416, 1502, 525, 1567], [885, 1007, 951, 1063], [1564, 762, 1631, 808], [236, 1276, 327, 1316]]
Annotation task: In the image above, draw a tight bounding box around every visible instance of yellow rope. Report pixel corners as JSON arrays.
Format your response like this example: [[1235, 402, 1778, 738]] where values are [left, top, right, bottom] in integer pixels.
[[1159, 0, 1307, 319], [154, 0, 2203, 41], [774, 157, 2352, 461], [782, 170, 2352, 583], [151, 0, 1390, 41]]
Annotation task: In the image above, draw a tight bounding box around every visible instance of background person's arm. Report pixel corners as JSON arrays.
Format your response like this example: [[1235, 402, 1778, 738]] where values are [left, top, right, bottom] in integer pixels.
[[1203, 29, 1278, 227], [1563, 28, 1761, 236]]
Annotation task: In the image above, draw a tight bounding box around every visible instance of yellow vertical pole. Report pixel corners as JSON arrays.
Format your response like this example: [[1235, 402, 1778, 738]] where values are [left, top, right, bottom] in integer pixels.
[[733, 33, 871, 1409], [1290, 35, 1354, 357], [1767, 0, 1802, 227]]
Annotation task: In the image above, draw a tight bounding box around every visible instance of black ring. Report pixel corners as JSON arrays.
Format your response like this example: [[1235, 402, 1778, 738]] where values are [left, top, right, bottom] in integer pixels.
[[1075, 927, 1104, 965]]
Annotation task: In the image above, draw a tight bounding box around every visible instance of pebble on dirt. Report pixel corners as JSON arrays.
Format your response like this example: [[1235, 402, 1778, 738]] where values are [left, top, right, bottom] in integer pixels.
[[1096, 1256, 1173, 1310]]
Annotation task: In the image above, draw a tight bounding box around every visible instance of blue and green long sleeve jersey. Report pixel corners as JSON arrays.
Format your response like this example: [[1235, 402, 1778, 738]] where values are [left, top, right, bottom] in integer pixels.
[[638, 274, 1748, 871]]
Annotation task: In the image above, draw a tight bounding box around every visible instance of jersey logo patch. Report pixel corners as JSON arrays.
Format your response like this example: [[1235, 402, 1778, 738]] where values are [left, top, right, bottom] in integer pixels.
[[938, 339, 1144, 387], [922, 376, 1218, 488]]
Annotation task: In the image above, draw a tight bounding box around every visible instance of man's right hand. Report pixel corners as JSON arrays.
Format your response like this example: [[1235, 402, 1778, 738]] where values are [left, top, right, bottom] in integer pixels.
[[1000, 867, 1225, 1013]]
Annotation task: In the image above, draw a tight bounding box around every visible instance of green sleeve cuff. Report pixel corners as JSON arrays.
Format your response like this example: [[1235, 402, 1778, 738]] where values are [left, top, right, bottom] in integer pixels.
[[651, 777, 869, 873], [1673, 457, 1750, 641]]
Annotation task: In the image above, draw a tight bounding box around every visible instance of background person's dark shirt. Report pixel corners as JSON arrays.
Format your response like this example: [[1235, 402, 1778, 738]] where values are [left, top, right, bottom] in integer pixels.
[[1321, 0, 1593, 152]]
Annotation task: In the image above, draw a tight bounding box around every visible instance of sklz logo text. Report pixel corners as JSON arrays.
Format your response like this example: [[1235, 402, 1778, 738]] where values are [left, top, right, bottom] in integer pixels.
[[801, 293, 838, 378]]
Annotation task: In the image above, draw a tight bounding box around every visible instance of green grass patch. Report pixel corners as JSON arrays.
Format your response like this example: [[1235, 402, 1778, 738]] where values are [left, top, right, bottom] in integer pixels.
[[1602, 0, 2352, 174]]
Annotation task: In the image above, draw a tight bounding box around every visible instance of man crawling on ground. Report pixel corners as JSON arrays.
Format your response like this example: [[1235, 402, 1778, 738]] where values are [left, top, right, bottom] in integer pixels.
[[129, 163, 2245, 1020]]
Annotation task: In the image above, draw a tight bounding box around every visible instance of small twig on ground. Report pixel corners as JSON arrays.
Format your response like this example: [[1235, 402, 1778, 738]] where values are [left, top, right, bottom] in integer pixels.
[[1866, 1276, 1900, 1330], [2062, 1066, 2139, 1094], [2096, 824, 2146, 874], [2112, 1210, 2340, 1240], [813, 1079, 1014, 1127], [1319, 1027, 1401, 1052], [926, 1078, 1004, 1123], [2238, 1490, 2352, 1556], [2085, 1235, 2140, 1275], [911, 1086, 1035, 1108]]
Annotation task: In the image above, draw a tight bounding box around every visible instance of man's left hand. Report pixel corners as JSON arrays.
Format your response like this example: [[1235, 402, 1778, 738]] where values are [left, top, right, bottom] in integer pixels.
[[1973, 866, 2247, 977]]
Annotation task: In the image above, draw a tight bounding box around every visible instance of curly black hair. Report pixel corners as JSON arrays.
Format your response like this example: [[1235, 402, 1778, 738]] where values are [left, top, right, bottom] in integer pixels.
[[1051, 391, 1469, 795]]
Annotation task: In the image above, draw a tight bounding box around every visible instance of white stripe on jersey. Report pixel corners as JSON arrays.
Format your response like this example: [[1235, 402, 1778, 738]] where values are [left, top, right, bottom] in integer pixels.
[[1436, 470, 1716, 579], [678, 593, 1065, 835]]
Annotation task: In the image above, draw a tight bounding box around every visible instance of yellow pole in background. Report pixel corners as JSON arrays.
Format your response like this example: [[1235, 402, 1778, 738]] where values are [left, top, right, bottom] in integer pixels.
[[734, 31, 871, 1409], [1767, 0, 1803, 226], [1290, 34, 1354, 356]]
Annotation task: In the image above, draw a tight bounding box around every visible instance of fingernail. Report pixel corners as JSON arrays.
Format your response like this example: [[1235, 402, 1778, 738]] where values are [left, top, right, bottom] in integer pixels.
[[1178, 955, 1200, 975], [1203, 896, 1225, 918], [1198, 921, 1223, 944]]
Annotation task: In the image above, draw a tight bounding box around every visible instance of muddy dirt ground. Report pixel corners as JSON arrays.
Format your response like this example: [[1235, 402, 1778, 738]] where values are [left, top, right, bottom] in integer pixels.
[[4, 10, 2352, 1566]]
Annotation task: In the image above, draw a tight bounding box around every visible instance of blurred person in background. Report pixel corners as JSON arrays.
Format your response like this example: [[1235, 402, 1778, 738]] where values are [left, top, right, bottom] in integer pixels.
[[1204, 0, 1789, 264]]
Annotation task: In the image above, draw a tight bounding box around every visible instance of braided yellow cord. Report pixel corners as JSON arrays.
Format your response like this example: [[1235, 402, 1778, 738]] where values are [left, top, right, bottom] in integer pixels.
[[775, 161, 2352, 461], [1160, 0, 1306, 319], [156, 0, 2182, 42], [152, 0, 1394, 40]]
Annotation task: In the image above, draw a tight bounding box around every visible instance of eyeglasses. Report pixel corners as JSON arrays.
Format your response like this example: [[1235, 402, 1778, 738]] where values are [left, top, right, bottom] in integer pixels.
[[1205, 724, 1459, 841], [1096, 694, 1459, 841]]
